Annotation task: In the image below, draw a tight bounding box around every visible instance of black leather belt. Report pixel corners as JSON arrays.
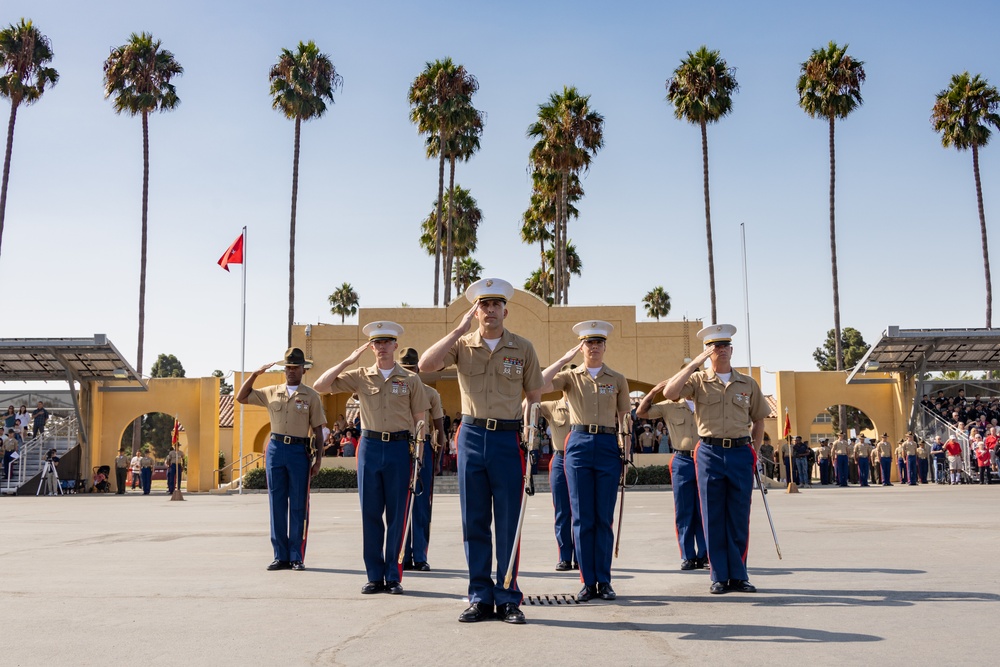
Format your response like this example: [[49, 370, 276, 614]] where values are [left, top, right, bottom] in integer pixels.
[[272, 433, 310, 445], [673, 450, 693, 458], [701, 436, 751, 448], [461, 415, 521, 431], [570, 424, 617, 435], [361, 429, 410, 442]]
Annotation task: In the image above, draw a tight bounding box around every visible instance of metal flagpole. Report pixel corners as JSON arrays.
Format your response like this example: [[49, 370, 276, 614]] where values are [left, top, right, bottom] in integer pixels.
[[740, 222, 752, 374], [238, 225, 247, 495]]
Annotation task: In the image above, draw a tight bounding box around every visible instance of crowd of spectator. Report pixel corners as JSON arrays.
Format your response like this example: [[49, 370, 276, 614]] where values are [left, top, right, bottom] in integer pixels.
[[921, 389, 999, 483]]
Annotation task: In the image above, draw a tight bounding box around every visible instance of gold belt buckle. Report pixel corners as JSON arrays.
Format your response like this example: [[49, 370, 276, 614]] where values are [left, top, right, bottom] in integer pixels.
[[588, 424, 599, 435], [381, 431, 391, 442], [485, 418, 498, 431], [722, 438, 733, 448], [282, 435, 293, 445]]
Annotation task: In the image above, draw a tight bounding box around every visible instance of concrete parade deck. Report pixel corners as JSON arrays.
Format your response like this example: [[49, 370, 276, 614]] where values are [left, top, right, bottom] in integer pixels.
[[2, 484, 997, 666]]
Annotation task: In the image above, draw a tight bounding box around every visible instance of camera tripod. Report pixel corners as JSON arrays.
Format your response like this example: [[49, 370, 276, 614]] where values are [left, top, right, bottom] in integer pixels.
[[37, 459, 62, 496]]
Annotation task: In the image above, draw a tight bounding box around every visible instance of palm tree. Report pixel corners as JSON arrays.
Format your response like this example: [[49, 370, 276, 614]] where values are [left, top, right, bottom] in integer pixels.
[[0, 19, 58, 261], [269, 41, 342, 345], [666, 46, 738, 325], [453, 256, 483, 295], [104, 34, 181, 373], [932, 72, 1000, 328], [520, 169, 582, 304], [419, 185, 482, 272], [408, 59, 480, 306], [643, 286, 671, 321], [796, 41, 865, 384], [524, 243, 583, 303], [527, 86, 603, 304], [104, 32, 182, 454], [328, 282, 359, 323]]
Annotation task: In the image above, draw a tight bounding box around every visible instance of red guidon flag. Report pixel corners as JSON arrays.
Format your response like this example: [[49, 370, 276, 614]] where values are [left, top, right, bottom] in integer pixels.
[[218, 233, 244, 272], [783, 409, 791, 438], [171, 419, 181, 445]]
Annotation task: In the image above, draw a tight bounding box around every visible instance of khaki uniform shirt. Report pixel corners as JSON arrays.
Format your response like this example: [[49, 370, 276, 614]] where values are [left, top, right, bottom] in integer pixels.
[[902, 440, 918, 456], [551, 365, 630, 428], [247, 384, 326, 438], [441, 328, 543, 421], [645, 400, 697, 451], [854, 441, 873, 458], [831, 439, 851, 457], [325, 364, 429, 433], [139, 455, 154, 469], [165, 450, 183, 466], [539, 400, 571, 452], [916, 444, 928, 460], [115, 454, 129, 469], [425, 384, 444, 422], [638, 431, 656, 450], [877, 440, 892, 458], [817, 444, 831, 460], [680, 368, 768, 439]]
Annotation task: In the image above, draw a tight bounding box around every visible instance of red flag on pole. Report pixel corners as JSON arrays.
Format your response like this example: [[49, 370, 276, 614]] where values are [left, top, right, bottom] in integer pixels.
[[218, 233, 244, 272], [171, 419, 181, 445], [783, 408, 791, 438]]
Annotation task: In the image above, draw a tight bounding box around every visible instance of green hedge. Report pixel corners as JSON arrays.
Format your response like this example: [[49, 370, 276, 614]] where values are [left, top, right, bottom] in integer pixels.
[[242, 467, 358, 490], [633, 465, 671, 485]]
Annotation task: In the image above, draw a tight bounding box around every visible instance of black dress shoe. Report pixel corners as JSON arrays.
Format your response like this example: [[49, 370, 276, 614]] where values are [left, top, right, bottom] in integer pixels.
[[361, 581, 385, 594], [458, 602, 494, 623], [597, 583, 617, 600], [401, 561, 414, 571], [576, 584, 597, 602], [290, 561, 305, 571], [728, 579, 757, 593], [680, 559, 697, 571], [709, 581, 728, 594], [385, 581, 404, 595], [555, 560, 572, 571], [414, 561, 430, 571], [266, 559, 291, 571], [695, 556, 709, 569], [496, 602, 526, 624]]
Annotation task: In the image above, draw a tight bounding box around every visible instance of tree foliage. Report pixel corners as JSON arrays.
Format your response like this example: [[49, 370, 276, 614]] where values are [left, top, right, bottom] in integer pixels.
[[643, 286, 671, 321], [150, 353, 185, 378], [0, 18, 59, 261], [212, 369, 233, 395], [328, 282, 359, 323], [813, 327, 869, 371]]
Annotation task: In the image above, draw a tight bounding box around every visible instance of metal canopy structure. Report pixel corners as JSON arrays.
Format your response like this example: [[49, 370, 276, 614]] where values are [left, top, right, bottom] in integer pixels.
[[847, 326, 1000, 384], [0, 335, 143, 385]]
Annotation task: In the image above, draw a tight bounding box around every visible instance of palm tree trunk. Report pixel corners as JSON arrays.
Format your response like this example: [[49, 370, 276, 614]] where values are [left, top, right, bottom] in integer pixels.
[[444, 156, 456, 304], [539, 237, 547, 303], [552, 181, 561, 305], [973, 142, 992, 328], [561, 171, 570, 304], [828, 115, 847, 430], [433, 132, 446, 306], [132, 110, 151, 455], [700, 120, 717, 325], [287, 116, 301, 347], [0, 101, 19, 261]]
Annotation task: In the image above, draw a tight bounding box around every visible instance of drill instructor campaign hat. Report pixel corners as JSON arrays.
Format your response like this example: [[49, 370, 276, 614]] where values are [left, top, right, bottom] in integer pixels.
[[279, 347, 312, 368]]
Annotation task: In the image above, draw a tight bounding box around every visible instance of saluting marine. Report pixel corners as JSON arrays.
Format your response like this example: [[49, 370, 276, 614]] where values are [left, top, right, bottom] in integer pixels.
[[314, 322, 429, 596], [420, 278, 543, 625], [236, 347, 327, 572], [398, 348, 446, 572], [661, 324, 768, 595], [542, 321, 630, 602], [637, 374, 707, 571], [538, 397, 576, 571]]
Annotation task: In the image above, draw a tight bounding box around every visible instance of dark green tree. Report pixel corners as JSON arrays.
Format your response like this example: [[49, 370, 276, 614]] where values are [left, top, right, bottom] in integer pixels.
[[212, 369, 233, 395], [931, 72, 1000, 328], [269, 41, 342, 345], [643, 287, 671, 321], [0, 19, 58, 261], [150, 353, 185, 378], [667, 46, 738, 325], [328, 282, 359, 323]]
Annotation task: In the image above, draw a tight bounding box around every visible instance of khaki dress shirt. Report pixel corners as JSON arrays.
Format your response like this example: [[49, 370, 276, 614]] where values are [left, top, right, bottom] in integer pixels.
[[246, 384, 326, 438], [539, 400, 572, 451], [324, 364, 429, 433], [645, 401, 697, 451], [679, 368, 768, 439], [550, 365, 630, 428]]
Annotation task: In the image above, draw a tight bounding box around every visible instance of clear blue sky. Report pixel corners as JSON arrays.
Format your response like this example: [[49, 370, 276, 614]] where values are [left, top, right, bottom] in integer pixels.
[[2, 0, 998, 393]]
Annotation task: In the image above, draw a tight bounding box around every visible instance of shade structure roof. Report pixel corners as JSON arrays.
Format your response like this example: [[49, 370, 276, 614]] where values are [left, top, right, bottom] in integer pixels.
[[0, 335, 143, 384], [848, 326, 1000, 383]]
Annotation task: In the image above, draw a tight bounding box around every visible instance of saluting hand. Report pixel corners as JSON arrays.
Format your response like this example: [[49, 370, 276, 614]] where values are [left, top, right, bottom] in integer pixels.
[[456, 303, 479, 335], [254, 361, 276, 375], [346, 342, 370, 364]]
